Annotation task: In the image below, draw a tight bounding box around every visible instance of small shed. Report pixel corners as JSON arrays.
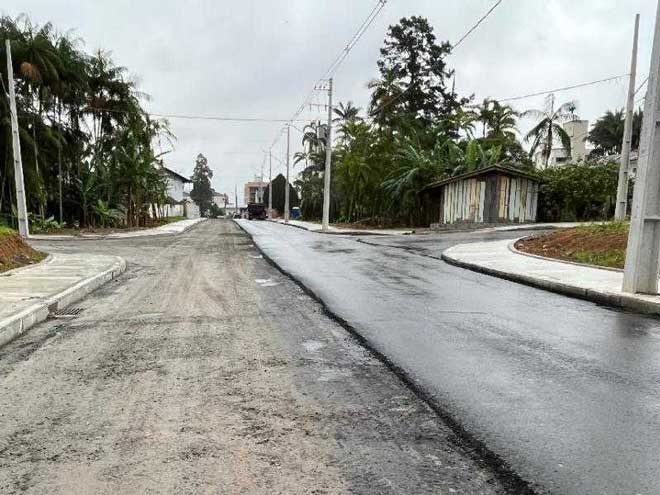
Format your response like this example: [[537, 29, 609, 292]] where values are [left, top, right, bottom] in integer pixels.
[[423, 165, 540, 225]]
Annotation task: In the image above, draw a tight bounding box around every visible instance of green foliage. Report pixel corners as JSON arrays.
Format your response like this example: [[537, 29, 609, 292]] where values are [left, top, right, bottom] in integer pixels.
[[94, 200, 124, 228], [30, 215, 61, 233], [265, 174, 300, 215], [0, 14, 174, 229], [537, 162, 619, 221], [208, 203, 224, 219], [588, 108, 643, 158], [190, 153, 213, 217]]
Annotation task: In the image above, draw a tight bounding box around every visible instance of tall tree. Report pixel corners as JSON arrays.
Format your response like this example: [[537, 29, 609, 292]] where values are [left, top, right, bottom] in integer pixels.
[[588, 108, 643, 157], [190, 153, 213, 217], [374, 16, 467, 125]]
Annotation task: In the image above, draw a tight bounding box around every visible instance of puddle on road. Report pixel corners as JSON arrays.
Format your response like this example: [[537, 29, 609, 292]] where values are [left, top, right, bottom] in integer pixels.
[[248, 254, 263, 259], [255, 278, 280, 287], [302, 340, 325, 352]]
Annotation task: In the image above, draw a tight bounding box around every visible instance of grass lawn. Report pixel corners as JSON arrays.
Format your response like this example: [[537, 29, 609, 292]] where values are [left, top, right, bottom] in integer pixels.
[[515, 222, 628, 269], [0, 227, 46, 273]]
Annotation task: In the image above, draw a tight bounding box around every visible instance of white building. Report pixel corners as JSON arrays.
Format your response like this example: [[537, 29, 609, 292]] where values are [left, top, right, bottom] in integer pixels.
[[183, 191, 200, 219], [153, 167, 192, 218], [534, 119, 590, 168]]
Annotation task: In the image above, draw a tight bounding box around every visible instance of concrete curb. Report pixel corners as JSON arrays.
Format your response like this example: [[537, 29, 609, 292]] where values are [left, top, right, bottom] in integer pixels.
[[441, 244, 660, 316], [0, 256, 127, 348], [265, 219, 412, 236], [30, 218, 206, 241]]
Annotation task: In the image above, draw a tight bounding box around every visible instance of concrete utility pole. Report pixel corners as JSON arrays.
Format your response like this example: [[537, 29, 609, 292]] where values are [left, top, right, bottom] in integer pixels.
[[322, 78, 333, 231], [268, 151, 273, 219], [624, 2, 660, 294], [284, 124, 290, 223], [235, 184, 238, 217], [5, 40, 29, 238], [615, 14, 640, 221]]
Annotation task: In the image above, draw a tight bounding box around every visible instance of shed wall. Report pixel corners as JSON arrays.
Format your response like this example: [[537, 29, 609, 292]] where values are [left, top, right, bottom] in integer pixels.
[[441, 173, 538, 224]]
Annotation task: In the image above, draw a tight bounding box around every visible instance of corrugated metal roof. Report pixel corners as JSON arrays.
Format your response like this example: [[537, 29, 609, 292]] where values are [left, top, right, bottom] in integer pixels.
[[422, 165, 540, 192]]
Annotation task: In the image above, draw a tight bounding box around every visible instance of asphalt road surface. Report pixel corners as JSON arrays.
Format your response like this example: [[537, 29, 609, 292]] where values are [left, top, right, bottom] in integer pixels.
[[238, 219, 660, 495], [0, 220, 516, 494]]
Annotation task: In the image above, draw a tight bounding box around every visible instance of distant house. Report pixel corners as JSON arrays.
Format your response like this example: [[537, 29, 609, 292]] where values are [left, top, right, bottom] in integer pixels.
[[161, 167, 192, 218], [422, 165, 540, 225], [244, 180, 268, 205], [183, 191, 200, 219], [212, 190, 229, 208]]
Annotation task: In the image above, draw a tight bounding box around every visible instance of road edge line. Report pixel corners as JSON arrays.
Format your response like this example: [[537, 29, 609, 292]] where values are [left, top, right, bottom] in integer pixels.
[[233, 219, 537, 495]]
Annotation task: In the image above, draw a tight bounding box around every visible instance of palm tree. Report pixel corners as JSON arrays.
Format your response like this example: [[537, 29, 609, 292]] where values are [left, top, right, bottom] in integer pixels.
[[333, 101, 361, 124], [523, 94, 577, 169], [476, 98, 494, 138], [487, 100, 518, 141]]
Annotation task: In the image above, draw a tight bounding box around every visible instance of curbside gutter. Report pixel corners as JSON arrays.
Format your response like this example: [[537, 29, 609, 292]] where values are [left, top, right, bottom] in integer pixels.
[[441, 242, 660, 316], [0, 256, 127, 348]]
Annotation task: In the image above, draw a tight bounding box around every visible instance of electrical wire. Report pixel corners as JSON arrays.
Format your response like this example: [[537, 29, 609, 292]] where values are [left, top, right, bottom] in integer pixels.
[[85, 107, 309, 123], [635, 75, 649, 95], [498, 74, 629, 103], [269, 0, 388, 150], [453, 0, 503, 50]]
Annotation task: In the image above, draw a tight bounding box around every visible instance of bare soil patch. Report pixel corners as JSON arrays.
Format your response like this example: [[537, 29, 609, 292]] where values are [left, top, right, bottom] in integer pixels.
[[516, 223, 628, 269], [0, 229, 46, 273]]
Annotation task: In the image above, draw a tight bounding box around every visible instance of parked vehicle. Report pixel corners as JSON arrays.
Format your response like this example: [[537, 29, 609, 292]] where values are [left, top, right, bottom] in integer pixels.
[[247, 203, 267, 220]]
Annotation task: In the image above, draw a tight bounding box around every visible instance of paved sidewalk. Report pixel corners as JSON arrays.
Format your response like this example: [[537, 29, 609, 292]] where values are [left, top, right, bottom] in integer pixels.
[[442, 238, 660, 315], [30, 218, 206, 241], [268, 218, 413, 235], [269, 218, 581, 236], [0, 253, 126, 347]]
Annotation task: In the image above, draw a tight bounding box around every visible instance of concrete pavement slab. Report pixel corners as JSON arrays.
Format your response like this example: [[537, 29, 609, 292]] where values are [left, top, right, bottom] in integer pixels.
[[30, 218, 206, 241], [442, 238, 660, 314], [0, 253, 126, 347]]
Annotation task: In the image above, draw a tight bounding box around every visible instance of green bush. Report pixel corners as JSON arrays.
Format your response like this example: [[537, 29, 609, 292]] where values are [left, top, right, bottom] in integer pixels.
[[537, 162, 619, 222]]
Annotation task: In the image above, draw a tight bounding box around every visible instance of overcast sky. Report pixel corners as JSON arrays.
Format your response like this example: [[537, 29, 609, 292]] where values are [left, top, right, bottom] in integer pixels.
[[4, 0, 658, 203]]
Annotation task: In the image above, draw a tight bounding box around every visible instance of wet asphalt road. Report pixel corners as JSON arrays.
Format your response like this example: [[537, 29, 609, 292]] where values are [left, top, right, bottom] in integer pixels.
[[1, 220, 514, 494], [238, 219, 660, 495]]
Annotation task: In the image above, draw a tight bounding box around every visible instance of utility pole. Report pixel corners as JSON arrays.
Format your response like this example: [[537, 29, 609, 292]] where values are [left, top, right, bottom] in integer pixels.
[[268, 150, 273, 219], [322, 78, 333, 231], [624, 2, 660, 294], [5, 40, 29, 238], [235, 184, 238, 218], [615, 14, 640, 221], [284, 124, 290, 223]]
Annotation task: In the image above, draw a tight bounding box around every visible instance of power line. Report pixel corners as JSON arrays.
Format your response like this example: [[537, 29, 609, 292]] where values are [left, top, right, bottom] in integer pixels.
[[635, 74, 649, 95], [498, 74, 629, 102], [369, 0, 504, 118], [321, 0, 387, 81], [85, 107, 309, 123], [269, 0, 388, 150], [453, 0, 503, 50]]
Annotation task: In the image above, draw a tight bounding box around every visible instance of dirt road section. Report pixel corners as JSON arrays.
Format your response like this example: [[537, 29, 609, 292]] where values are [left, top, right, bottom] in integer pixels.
[[0, 220, 510, 494]]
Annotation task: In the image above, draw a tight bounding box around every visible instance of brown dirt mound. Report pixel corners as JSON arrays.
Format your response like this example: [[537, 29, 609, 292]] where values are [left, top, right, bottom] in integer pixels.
[[515, 224, 628, 269], [0, 231, 46, 273]]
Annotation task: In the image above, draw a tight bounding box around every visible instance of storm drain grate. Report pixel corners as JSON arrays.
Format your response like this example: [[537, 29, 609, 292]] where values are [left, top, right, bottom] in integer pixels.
[[50, 307, 84, 318]]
